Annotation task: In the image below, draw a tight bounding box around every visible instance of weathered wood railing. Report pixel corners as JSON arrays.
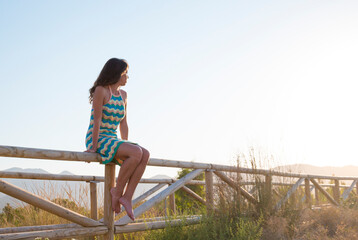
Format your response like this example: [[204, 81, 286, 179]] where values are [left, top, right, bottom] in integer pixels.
[[1, 145, 358, 239]]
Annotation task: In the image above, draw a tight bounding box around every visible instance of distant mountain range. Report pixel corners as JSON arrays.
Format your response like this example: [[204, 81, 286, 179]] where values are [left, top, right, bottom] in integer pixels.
[[0, 168, 171, 212], [272, 164, 358, 177], [4, 167, 73, 175]]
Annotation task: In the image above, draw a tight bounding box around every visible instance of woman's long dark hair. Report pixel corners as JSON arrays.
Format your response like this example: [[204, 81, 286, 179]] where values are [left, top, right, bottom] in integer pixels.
[[89, 58, 128, 103]]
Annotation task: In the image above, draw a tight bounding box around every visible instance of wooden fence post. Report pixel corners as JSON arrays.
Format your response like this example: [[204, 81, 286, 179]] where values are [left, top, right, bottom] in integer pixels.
[[104, 164, 116, 240], [205, 170, 214, 213], [90, 181, 98, 220], [164, 197, 168, 217], [169, 193, 176, 215], [235, 171, 241, 208], [314, 185, 319, 205], [90, 181, 98, 240], [265, 174, 272, 212], [305, 178, 312, 208], [333, 179, 340, 203], [89, 180, 98, 240]]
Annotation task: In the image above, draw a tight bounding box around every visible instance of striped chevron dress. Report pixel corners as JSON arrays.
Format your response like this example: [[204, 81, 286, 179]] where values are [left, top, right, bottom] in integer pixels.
[[85, 87, 137, 166]]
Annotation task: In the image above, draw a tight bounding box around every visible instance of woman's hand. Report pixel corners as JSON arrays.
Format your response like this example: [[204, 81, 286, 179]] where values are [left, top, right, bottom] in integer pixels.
[[84, 148, 97, 163], [85, 148, 97, 153]]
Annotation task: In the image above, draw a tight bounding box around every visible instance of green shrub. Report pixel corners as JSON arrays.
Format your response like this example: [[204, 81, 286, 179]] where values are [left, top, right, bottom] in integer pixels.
[[174, 168, 205, 213]]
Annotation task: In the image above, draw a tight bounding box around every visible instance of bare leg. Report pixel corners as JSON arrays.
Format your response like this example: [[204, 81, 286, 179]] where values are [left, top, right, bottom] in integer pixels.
[[119, 147, 150, 221], [121, 147, 150, 200], [110, 143, 143, 214]]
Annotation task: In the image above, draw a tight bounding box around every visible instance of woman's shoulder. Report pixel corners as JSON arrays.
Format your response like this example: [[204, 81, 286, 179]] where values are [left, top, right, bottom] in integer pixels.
[[94, 85, 106, 92], [94, 85, 108, 95], [120, 89, 127, 99]]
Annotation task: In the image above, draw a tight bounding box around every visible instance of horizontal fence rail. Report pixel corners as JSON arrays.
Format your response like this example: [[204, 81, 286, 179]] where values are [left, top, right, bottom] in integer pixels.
[[0, 170, 354, 188], [0, 171, 204, 185], [2, 145, 358, 180], [1, 144, 358, 239]]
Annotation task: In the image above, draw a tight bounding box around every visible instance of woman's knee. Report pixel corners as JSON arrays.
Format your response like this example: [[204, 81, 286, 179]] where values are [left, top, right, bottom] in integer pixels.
[[115, 143, 143, 164], [131, 145, 143, 162], [140, 147, 150, 164]]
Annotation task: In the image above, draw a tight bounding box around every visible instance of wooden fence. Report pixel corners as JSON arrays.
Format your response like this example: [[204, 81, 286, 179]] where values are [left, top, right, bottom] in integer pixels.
[[0, 145, 358, 239]]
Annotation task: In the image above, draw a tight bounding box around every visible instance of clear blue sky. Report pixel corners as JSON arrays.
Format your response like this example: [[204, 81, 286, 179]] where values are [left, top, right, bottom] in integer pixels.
[[1, 1, 358, 178]]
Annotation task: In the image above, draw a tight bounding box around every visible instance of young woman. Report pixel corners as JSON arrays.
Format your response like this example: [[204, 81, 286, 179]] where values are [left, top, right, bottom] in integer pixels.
[[85, 58, 150, 221]]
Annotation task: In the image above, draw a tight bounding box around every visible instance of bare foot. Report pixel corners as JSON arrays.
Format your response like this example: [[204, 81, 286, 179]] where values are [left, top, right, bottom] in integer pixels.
[[115, 202, 123, 217], [110, 187, 122, 214], [118, 202, 122, 214], [119, 196, 135, 221]]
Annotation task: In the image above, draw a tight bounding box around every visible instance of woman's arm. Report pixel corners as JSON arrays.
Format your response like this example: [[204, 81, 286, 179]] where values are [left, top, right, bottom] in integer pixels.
[[86, 86, 106, 152], [119, 90, 128, 140]]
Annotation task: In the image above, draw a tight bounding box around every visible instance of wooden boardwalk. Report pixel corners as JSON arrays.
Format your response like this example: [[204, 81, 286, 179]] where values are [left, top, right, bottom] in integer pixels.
[[0, 145, 357, 239]]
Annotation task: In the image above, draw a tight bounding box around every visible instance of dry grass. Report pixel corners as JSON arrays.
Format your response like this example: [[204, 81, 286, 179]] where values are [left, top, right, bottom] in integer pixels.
[[0, 181, 95, 227]]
